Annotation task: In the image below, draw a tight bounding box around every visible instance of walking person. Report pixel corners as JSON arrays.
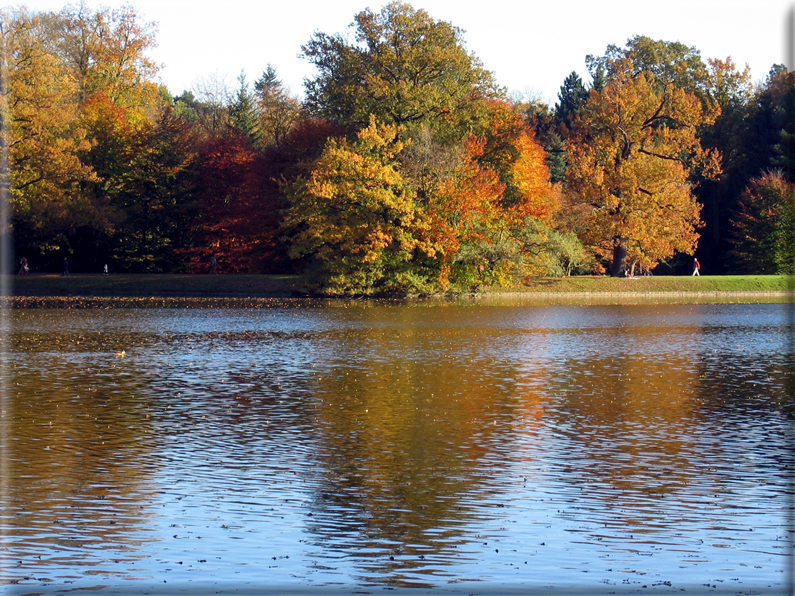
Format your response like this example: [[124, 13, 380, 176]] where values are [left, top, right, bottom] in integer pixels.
[[18, 257, 28, 275], [62, 257, 70, 277], [692, 258, 700, 276], [210, 254, 218, 274]]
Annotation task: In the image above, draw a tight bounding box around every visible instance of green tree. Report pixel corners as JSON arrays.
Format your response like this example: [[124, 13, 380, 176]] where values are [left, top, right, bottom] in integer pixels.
[[555, 71, 589, 127], [229, 71, 260, 142], [772, 71, 795, 180], [696, 57, 756, 271], [302, 1, 498, 138], [107, 104, 199, 271], [513, 218, 592, 276], [730, 170, 794, 273], [521, 94, 566, 183]]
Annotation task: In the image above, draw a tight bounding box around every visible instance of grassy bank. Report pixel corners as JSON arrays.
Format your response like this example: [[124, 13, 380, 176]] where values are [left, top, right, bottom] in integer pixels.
[[510, 275, 793, 294], [4, 273, 793, 298]]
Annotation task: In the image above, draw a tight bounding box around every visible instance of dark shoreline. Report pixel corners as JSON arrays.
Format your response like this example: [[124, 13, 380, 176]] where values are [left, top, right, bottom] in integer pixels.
[[4, 291, 792, 309]]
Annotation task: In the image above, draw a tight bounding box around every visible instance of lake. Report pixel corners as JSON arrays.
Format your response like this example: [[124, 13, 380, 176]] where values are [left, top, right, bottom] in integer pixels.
[[1, 299, 793, 594]]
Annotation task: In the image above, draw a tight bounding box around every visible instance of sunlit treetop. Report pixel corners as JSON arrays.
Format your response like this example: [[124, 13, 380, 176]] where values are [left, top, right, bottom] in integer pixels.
[[301, 1, 501, 136]]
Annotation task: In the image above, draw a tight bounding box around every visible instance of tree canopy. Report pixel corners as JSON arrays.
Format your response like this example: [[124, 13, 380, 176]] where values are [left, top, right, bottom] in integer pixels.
[[1, 2, 789, 286], [302, 1, 498, 137], [566, 59, 721, 275]]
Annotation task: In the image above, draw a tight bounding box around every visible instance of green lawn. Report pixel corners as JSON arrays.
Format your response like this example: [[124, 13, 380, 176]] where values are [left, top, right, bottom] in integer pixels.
[[4, 273, 793, 297], [512, 275, 793, 293]]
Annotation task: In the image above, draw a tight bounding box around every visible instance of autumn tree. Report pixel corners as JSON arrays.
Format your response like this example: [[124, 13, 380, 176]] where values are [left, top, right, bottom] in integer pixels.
[[424, 134, 506, 286], [254, 65, 303, 149], [566, 59, 721, 276], [295, 4, 565, 291], [3, 3, 202, 272], [43, 2, 159, 106], [586, 36, 711, 99], [2, 8, 98, 263], [283, 118, 433, 295], [58, 4, 178, 271], [419, 99, 562, 286], [476, 100, 559, 220]]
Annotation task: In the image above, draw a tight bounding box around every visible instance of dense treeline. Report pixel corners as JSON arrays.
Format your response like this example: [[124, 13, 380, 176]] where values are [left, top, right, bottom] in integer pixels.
[[1, 2, 792, 293]]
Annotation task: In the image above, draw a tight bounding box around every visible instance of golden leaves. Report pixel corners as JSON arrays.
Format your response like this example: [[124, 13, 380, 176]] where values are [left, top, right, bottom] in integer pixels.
[[283, 118, 430, 293], [566, 61, 719, 268]]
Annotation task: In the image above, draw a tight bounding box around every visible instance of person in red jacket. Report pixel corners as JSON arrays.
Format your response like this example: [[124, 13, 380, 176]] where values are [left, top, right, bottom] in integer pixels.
[[692, 258, 701, 276]]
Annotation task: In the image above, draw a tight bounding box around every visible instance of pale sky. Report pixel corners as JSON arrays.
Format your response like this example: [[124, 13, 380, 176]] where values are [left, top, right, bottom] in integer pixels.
[[15, 0, 794, 106]]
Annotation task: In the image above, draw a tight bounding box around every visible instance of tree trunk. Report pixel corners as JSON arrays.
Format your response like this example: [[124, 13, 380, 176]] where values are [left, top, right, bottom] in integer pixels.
[[611, 236, 627, 277]]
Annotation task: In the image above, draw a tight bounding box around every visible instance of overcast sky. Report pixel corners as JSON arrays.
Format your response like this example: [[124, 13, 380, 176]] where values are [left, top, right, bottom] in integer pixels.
[[17, 0, 794, 105]]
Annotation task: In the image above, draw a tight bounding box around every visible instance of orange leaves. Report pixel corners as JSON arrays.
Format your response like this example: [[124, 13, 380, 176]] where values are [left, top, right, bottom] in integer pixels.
[[420, 104, 561, 287], [565, 61, 718, 271], [5, 9, 97, 220], [475, 99, 559, 222], [428, 135, 505, 257], [506, 130, 560, 222], [55, 3, 159, 106]]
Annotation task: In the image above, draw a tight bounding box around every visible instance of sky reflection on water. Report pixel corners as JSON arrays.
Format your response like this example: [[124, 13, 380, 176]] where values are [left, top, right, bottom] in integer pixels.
[[2, 302, 793, 594]]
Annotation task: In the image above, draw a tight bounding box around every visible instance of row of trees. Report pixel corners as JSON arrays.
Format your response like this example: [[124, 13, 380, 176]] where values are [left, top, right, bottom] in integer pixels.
[[1, 2, 792, 293]]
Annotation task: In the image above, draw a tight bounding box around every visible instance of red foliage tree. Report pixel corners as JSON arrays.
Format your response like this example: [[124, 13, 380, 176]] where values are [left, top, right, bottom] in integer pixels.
[[185, 119, 345, 273]]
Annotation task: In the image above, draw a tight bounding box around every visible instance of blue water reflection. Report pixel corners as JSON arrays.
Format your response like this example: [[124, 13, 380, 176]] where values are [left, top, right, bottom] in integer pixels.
[[2, 301, 792, 594]]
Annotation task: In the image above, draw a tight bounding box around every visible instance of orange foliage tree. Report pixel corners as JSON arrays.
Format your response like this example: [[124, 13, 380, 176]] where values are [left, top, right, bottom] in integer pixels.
[[3, 8, 97, 256], [423, 100, 561, 286], [566, 59, 721, 276], [426, 136, 506, 286]]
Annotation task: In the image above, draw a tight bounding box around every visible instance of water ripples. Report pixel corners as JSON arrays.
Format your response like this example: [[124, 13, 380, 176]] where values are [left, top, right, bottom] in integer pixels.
[[3, 302, 793, 593]]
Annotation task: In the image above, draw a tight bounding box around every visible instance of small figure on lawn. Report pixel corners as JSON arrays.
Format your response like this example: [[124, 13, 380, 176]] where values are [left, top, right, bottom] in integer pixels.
[[18, 257, 29, 275], [210, 254, 219, 274], [103, 264, 109, 275], [692, 258, 701, 276], [62, 257, 70, 277]]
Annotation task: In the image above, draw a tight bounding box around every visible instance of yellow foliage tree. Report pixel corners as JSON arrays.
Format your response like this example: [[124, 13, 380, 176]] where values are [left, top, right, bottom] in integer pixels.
[[1, 8, 97, 247], [283, 117, 433, 294]]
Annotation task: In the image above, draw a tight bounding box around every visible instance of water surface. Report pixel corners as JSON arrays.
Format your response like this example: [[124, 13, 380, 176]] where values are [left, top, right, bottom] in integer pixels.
[[2, 301, 793, 594]]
